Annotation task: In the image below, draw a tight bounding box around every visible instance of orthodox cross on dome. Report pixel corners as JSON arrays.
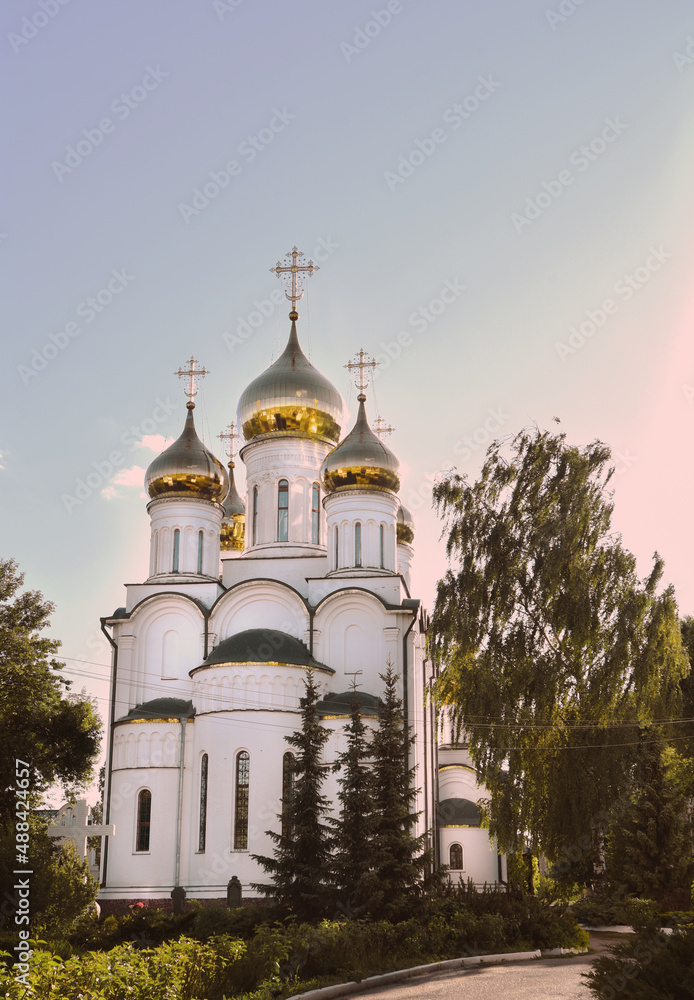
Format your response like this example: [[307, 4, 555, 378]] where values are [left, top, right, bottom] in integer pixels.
[[270, 246, 319, 317], [372, 416, 395, 439], [218, 422, 239, 461], [174, 356, 209, 404], [344, 348, 378, 394]]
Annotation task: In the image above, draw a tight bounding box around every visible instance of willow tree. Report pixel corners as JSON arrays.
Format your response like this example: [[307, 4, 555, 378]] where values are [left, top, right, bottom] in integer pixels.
[[428, 428, 688, 880]]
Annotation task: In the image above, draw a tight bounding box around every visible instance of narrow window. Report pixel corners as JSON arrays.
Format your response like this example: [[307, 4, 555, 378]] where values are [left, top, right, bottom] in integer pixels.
[[281, 751, 295, 841], [197, 530, 204, 574], [379, 524, 385, 569], [450, 843, 463, 870], [277, 479, 289, 542], [136, 789, 151, 852], [355, 522, 362, 567], [311, 483, 320, 544], [234, 751, 250, 849], [198, 754, 208, 852], [334, 525, 339, 568], [252, 486, 259, 545], [152, 531, 158, 575], [172, 529, 180, 572]]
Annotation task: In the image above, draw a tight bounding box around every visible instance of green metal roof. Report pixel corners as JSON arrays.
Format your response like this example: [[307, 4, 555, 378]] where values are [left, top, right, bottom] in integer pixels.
[[120, 698, 196, 721], [438, 797, 482, 827], [201, 629, 332, 671]]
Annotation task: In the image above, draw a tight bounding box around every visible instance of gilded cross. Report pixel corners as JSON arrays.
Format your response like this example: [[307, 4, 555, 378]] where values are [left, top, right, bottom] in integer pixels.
[[270, 246, 319, 313], [344, 349, 378, 393], [174, 356, 209, 402], [218, 422, 239, 460], [372, 416, 395, 439]]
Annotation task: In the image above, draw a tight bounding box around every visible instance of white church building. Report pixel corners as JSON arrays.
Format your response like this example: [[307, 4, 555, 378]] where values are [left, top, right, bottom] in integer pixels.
[[98, 248, 505, 910]]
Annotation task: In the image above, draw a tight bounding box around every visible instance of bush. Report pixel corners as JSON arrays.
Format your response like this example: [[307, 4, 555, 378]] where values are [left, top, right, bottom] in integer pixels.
[[584, 925, 694, 999], [570, 893, 659, 929]]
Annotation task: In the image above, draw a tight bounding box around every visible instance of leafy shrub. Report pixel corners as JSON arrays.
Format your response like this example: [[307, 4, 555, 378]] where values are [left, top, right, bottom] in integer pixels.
[[570, 893, 659, 929], [584, 925, 694, 999]]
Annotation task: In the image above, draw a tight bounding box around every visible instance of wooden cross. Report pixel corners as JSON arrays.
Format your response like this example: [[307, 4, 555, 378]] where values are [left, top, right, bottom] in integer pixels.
[[344, 349, 378, 393], [270, 246, 319, 312], [174, 356, 209, 402], [47, 799, 115, 864]]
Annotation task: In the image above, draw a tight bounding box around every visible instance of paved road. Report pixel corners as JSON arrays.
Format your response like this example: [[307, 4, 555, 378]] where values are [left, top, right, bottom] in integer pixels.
[[356, 953, 595, 1000]]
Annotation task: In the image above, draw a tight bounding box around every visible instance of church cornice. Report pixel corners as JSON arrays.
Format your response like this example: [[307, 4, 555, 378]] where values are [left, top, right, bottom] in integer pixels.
[[209, 577, 311, 617], [104, 590, 211, 624], [312, 586, 419, 615]]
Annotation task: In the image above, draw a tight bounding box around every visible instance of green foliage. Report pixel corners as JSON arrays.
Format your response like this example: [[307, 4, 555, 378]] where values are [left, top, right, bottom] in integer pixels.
[[605, 736, 694, 904], [0, 891, 590, 1000], [584, 925, 694, 999], [367, 665, 431, 920], [251, 668, 333, 919], [329, 683, 380, 916], [428, 429, 689, 879], [0, 820, 98, 942], [570, 893, 660, 929], [0, 559, 102, 824]]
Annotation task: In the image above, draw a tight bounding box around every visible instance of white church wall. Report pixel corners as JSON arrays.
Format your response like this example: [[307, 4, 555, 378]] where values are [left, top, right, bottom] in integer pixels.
[[211, 580, 308, 644], [440, 828, 500, 885], [314, 590, 399, 692]]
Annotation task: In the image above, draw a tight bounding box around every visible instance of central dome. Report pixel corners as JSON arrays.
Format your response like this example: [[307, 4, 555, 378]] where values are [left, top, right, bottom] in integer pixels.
[[237, 321, 343, 445]]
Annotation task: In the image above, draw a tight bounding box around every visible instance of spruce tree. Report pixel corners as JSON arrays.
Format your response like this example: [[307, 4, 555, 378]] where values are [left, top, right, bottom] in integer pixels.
[[606, 735, 694, 903], [369, 664, 430, 920], [251, 667, 333, 919], [330, 683, 380, 917]]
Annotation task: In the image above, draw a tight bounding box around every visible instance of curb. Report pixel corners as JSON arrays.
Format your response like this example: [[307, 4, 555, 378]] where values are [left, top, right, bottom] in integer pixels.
[[287, 950, 542, 999]]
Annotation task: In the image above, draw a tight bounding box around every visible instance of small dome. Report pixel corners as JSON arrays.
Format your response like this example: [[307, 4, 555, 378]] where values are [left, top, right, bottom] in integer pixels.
[[119, 698, 195, 722], [437, 798, 482, 827], [197, 628, 332, 671], [220, 462, 246, 552], [316, 690, 382, 718], [146, 403, 229, 502], [397, 505, 414, 544], [237, 321, 344, 445], [321, 394, 400, 494]]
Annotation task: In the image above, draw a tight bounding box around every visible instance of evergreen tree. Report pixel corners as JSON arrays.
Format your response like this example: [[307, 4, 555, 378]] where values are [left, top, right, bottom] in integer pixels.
[[606, 735, 694, 903], [329, 683, 380, 916], [429, 428, 688, 882], [368, 665, 430, 920], [251, 667, 333, 919]]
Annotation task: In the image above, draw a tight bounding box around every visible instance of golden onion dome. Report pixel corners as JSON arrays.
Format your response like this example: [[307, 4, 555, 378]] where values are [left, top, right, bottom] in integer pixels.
[[220, 462, 246, 552], [321, 394, 400, 493], [237, 319, 344, 445], [146, 402, 229, 502], [397, 504, 415, 544]]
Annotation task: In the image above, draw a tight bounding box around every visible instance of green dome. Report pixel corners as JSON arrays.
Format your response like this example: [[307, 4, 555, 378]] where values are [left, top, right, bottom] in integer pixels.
[[198, 629, 332, 671], [437, 798, 481, 827]]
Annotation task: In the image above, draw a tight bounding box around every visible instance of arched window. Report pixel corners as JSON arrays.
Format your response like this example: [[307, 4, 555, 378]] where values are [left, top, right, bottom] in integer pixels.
[[234, 751, 250, 849], [449, 843, 463, 870], [311, 483, 320, 544], [282, 751, 295, 841], [198, 754, 208, 852], [252, 486, 259, 545], [379, 524, 385, 569], [334, 525, 339, 569], [136, 789, 151, 852], [277, 479, 289, 541], [172, 529, 180, 572], [197, 530, 204, 574], [355, 522, 362, 567]]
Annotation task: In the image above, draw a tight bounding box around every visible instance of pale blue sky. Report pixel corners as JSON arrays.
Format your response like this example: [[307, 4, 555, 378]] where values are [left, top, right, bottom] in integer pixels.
[[3, 0, 694, 768]]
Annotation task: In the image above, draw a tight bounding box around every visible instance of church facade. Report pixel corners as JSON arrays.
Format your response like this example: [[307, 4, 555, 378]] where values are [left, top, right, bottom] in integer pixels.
[[98, 250, 505, 907]]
